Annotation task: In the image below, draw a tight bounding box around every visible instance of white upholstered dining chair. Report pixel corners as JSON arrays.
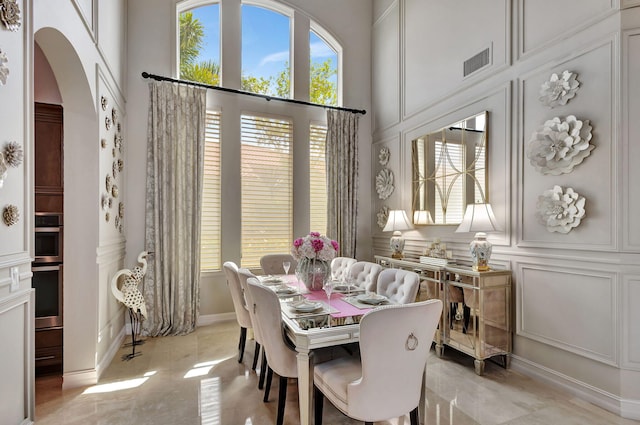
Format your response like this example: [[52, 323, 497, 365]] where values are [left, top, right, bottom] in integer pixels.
[[313, 299, 443, 425], [260, 253, 297, 275], [330, 257, 357, 281], [237, 268, 268, 391], [245, 278, 299, 425], [222, 261, 253, 363], [376, 268, 421, 304], [346, 261, 383, 293]]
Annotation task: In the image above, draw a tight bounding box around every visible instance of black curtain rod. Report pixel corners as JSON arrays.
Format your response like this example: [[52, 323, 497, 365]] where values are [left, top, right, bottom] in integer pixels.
[[141, 72, 366, 115]]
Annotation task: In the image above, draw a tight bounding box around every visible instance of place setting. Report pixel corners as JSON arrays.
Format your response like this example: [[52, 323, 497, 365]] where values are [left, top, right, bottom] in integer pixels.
[[343, 291, 390, 309], [259, 275, 285, 286], [282, 297, 339, 319]]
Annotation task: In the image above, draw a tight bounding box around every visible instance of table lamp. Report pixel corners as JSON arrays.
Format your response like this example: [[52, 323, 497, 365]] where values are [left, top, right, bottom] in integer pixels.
[[383, 210, 413, 259], [413, 210, 434, 225], [455, 203, 500, 271]]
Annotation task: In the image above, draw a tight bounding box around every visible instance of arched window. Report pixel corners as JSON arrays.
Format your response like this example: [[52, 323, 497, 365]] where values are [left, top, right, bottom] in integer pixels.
[[176, 0, 344, 270], [309, 26, 340, 106], [241, 3, 292, 97], [178, 2, 221, 85]]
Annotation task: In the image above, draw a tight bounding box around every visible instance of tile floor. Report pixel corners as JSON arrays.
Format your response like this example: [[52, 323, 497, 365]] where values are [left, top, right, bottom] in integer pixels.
[[35, 321, 639, 425]]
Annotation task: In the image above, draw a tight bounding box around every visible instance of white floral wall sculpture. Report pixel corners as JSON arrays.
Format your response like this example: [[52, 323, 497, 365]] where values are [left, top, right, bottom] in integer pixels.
[[375, 168, 394, 200], [0, 48, 9, 85], [527, 115, 594, 175], [536, 185, 586, 234], [377, 205, 389, 229], [378, 147, 389, 166], [539, 70, 580, 108]]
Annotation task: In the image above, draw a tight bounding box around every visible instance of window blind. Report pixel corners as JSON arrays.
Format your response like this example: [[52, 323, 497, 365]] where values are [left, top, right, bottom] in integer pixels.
[[200, 110, 222, 271], [309, 122, 328, 234], [240, 114, 293, 268]]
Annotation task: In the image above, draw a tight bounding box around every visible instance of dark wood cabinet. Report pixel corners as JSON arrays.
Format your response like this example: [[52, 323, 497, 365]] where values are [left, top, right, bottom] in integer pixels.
[[35, 328, 63, 375], [34, 102, 64, 213], [34, 102, 64, 375]]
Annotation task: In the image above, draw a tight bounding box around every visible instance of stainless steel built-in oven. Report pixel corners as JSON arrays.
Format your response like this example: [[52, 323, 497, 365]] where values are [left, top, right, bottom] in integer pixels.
[[34, 212, 63, 264], [32, 264, 63, 328]]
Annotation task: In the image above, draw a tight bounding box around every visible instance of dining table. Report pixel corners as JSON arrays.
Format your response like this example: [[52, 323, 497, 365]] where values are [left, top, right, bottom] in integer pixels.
[[257, 275, 429, 425]]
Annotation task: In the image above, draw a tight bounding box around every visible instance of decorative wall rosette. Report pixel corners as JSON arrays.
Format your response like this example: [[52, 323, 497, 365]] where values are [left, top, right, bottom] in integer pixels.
[[0, 48, 9, 85], [375, 168, 394, 200], [376, 205, 389, 229], [378, 147, 389, 166], [527, 115, 593, 175], [535, 185, 585, 234], [0, 0, 20, 31], [539, 70, 580, 108], [2, 204, 19, 226]]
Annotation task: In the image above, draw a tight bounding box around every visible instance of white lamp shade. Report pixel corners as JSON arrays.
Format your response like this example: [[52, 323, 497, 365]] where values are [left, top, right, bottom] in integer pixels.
[[413, 210, 434, 225], [383, 210, 413, 232], [455, 203, 501, 233]]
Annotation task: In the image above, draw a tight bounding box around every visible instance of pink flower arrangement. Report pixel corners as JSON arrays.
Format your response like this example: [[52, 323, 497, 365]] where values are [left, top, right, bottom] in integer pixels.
[[291, 232, 339, 262]]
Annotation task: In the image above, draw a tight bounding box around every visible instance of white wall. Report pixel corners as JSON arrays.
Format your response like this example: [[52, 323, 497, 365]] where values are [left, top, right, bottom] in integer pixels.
[[31, 0, 129, 392], [0, 0, 35, 422], [371, 0, 640, 419]]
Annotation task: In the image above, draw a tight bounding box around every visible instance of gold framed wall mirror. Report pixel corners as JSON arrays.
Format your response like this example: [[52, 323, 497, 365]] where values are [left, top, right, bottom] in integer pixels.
[[411, 111, 488, 225]]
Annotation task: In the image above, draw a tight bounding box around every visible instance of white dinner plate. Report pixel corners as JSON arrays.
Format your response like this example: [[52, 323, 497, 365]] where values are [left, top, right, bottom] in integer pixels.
[[333, 284, 359, 293], [274, 286, 297, 295], [290, 300, 323, 313], [356, 293, 388, 305], [262, 276, 284, 285]]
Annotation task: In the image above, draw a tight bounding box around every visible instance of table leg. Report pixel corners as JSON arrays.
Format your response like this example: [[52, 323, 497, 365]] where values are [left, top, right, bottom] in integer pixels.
[[296, 349, 313, 425]]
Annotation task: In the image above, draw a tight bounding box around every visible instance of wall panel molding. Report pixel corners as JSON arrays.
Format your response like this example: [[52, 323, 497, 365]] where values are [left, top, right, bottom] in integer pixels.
[[622, 29, 640, 251], [372, 0, 400, 133], [401, 0, 510, 121], [517, 0, 617, 60], [622, 276, 640, 369], [516, 262, 618, 366], [517, 35, 618, 250]]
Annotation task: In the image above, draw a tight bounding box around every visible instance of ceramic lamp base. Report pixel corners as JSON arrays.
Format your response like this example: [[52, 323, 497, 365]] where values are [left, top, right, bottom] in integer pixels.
[[469, 232, 492, 272], [390, 231, 405, 259]]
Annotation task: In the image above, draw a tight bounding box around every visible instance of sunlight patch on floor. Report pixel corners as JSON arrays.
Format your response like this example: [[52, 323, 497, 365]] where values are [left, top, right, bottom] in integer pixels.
[[82, 377, 149, 394], [184, 357, 232, 379], [199, 376, 221, 425]]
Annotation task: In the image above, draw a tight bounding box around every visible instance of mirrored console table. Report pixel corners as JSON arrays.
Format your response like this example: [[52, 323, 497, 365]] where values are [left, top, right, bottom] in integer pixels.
[[375, 255, 512, 375]]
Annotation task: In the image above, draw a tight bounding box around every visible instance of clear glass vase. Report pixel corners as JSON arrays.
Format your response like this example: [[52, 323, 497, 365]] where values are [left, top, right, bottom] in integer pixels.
[[296, 257, 330, 291]]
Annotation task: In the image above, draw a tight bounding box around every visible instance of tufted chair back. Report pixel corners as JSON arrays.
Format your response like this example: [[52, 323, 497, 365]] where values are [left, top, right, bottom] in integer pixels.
[[313, 299, 443, 424], [346, 261, 383, 292], [223, 261, 252, 329], [330, 257, 357, 281], [376, 268, 420, 304], [260, 253, 298, 275], [237, 268, 261, 344]]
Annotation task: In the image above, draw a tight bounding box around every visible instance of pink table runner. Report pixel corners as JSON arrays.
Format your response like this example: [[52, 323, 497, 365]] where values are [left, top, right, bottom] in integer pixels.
[[270, 275, 372, 318], [304, 290, 371, 318]]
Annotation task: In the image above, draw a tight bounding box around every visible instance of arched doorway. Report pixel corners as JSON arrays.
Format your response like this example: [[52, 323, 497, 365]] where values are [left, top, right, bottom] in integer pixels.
[[34, 28, 100, 387]]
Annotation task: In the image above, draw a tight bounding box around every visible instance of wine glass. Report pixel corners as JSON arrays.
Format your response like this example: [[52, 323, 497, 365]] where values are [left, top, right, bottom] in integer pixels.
[[323, 280, 334, 305], [282, 261, 291, 275]]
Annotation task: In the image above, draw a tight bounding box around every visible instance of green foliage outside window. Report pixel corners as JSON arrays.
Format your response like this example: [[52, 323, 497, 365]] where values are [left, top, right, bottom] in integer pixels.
[[179, 12, 337, 105]]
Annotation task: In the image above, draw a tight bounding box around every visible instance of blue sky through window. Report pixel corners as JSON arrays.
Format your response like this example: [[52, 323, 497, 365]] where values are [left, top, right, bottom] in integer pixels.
[[242, 5, 290, 80], [191, 5, 220, 66], [187, 3, 338, 100]]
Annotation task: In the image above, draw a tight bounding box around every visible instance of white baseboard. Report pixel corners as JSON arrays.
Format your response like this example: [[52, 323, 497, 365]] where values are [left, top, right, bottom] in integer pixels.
[[96, 325, 126, 379], [197, 313, 237, 327], [62, 368, 98, 389], [511, 355, 640, 420], [621, 398, 640, 420]]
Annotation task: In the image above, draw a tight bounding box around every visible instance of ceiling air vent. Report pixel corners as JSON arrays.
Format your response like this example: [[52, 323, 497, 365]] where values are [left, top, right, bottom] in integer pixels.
[[463, 47, 491, 78]]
